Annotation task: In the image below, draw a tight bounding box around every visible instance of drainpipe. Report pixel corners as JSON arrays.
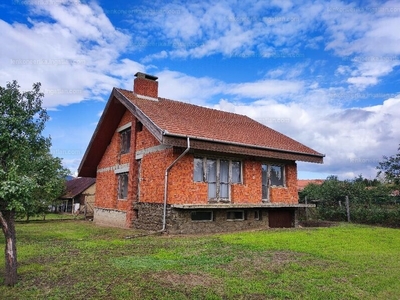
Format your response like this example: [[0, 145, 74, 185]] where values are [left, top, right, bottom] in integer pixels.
[[161, 136, 190, 232]]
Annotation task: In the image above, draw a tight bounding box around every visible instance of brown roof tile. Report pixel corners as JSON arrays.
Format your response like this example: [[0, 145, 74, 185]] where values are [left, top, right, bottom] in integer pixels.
[[117, 88, 323, 157], [60, 177, 96, 199], [297, 179, 325, 191]]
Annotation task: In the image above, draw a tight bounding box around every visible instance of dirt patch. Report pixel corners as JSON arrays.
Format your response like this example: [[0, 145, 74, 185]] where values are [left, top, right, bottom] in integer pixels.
[[219, 250, 304, 277], [152, 271, 220, 288]]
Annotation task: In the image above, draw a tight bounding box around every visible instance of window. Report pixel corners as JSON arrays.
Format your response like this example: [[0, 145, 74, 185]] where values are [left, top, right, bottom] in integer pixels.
[[262, 164, 285, 201], [207, 159, 217, 199], [262, 164, 268, 200], [254, 210, 261, 220], [118, 173, 129, 199], [231, 161, 241, 183], [191, 211, 213, 221], [120, 128, 131, 154], [227, 210, 245, 221], [193, 158, 204, 182], [270, 165, 284, 186], [137, 121, 143, 132], [194, 158, 242, 201]]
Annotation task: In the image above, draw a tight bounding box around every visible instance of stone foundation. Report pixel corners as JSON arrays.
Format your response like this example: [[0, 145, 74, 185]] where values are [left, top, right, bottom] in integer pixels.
[[132, 202, 166, 231], [169, 208, 270, 234], [131, 203, 302, 234]]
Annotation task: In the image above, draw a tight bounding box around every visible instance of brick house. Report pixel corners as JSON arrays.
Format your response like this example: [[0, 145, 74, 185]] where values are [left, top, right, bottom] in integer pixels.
[[78, 72, 324, 233]]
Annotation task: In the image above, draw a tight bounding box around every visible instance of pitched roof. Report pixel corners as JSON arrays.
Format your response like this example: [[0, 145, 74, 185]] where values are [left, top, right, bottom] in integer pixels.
[[78, 88, 324, 177], [117, 88, 323, 157], [60, 177, 96, 199]]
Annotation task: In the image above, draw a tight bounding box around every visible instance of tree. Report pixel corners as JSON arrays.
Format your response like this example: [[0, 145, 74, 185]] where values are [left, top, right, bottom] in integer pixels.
[[20, 153, 67, 222], [0, 81, 68, 286], [377, 145, 400, 185]]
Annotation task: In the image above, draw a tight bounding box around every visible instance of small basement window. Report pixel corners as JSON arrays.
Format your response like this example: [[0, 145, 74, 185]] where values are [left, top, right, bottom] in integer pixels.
[[227, 210, 245, 221], [191, 211, 213, 222], [254, 210, 261, 220]]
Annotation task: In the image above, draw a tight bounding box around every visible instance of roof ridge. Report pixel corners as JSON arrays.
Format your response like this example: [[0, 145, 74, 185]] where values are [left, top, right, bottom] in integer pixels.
[[115, 87, 252, 120]]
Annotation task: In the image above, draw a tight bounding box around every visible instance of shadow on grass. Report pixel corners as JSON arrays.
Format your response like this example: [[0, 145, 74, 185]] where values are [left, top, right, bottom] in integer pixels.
[[15, 214, 86, 224]]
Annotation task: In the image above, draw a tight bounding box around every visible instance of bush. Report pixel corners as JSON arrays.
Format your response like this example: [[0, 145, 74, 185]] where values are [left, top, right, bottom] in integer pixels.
[[301, 175, 400, 227]]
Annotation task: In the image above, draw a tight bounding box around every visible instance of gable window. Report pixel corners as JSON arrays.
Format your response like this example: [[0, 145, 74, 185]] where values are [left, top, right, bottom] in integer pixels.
[[194, 157, 242, 202], [117, 173, 129, 199], [262, 164, 285, 201], [120, 128, 131, 154], [137, 121, 143, 132]]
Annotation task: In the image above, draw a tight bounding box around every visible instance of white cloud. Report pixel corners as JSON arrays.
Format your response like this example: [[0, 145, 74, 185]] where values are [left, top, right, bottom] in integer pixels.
[[0, 0, 143, 108], [347, 76, 378, 87], [213, 94, 400, 180], [156, 70, 224, 104], [133, 0, 400, 94], [228, 79, 303, 98]]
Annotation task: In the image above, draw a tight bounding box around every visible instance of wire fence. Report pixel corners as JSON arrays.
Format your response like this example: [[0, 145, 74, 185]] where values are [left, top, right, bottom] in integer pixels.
[[300, 195, 400, 227]]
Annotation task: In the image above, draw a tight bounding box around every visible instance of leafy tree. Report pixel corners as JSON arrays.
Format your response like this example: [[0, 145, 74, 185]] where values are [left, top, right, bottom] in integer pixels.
[[0, 81, 68, 286], [377, 145, 400, 185]]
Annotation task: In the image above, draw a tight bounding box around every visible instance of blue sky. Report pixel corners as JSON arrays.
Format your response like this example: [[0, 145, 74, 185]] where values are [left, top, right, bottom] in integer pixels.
[[1, 0, 400, 180]]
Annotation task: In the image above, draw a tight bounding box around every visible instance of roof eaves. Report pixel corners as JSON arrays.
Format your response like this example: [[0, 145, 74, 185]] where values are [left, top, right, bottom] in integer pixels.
[[77, 89, 119, 177], [162, 131, 325, 161]]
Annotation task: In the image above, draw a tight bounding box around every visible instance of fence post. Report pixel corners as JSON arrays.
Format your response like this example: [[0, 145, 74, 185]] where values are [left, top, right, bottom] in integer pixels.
[[305, 196, 309, 221], [345, 195, 351, 222]]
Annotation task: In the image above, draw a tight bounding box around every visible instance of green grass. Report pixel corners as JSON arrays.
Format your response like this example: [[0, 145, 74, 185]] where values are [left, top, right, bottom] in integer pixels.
[[0, 221, 399, 299]]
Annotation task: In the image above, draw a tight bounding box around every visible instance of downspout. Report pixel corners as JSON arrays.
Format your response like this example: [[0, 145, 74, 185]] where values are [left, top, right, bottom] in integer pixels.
[[161, 136, 190, 232]]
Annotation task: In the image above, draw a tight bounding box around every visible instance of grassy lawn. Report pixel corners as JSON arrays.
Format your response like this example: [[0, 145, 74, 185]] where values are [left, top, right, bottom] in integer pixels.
[[0, 220, 399, 299]]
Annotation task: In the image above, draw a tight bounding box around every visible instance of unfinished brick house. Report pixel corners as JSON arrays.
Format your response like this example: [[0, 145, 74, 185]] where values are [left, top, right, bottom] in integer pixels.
[[78, 72, 324, 234]]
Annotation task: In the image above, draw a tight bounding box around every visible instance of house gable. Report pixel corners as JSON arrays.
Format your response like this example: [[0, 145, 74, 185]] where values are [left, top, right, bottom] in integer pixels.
[[78, 89, 164, 177]]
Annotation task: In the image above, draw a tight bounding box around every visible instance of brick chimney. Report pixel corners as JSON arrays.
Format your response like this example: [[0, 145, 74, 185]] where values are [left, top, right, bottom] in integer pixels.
[[134, 72, 158, 100]]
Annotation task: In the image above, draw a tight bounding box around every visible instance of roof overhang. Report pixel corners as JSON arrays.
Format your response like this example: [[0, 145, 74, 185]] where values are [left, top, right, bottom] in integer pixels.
[[162, 134, 324, 163], [78, 89, 129, 177]]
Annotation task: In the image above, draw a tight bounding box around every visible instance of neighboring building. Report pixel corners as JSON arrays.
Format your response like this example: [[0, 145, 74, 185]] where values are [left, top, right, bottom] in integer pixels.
[[297, 179, 325, 192], [78, 72, 324, 233], [58, 177, 96, 218]]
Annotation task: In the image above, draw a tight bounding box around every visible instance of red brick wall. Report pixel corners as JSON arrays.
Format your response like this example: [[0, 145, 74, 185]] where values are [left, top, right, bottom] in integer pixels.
[[269, 163, 298, 204], [95, 110, 136, 218], [98, 111, 133, 169], [231, 160, 262, 204], [169, 155, 208, 204], [134, 77, 158, 98], [136, 126, 160, 151], [139, 149, 173, 203], [137, 154, 299, 205]]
